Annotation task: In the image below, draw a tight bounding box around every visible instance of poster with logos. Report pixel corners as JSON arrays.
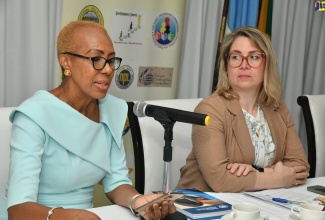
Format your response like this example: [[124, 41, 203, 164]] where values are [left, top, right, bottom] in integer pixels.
[[61, 0, 186, 195]]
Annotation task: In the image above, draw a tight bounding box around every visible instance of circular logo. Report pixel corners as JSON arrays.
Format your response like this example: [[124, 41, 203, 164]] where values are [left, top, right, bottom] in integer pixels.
[[115, 65, 134, 89], [152, 13, 179, 49], [78, 5, 104, 26]]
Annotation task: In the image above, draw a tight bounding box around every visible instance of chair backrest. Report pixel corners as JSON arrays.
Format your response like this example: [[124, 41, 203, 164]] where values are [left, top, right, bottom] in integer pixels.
[[0, 107, 15, 197], [127, 98, 202, 194], [297, 95, 325, 178]]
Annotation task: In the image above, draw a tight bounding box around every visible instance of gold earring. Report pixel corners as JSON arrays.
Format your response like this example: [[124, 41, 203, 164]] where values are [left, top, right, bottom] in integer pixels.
[[64, 70, 71, 77]]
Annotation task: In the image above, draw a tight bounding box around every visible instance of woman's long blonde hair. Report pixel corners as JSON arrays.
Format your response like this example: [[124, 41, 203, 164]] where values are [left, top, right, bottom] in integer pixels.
[[217, 26, 281, 108]]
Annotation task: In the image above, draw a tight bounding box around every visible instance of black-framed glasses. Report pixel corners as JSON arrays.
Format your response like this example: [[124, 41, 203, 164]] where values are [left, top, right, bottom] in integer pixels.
[[226, 52, 265, 68], [62, 52, 122, 70]]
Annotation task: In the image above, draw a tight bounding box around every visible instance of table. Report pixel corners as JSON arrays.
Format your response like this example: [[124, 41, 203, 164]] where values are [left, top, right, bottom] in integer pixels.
[[88, 205, 138, 220], [88, 177, 325, 220]]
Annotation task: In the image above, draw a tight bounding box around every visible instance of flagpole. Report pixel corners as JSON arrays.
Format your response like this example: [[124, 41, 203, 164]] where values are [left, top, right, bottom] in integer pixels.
[[212, 0, 229, 93]]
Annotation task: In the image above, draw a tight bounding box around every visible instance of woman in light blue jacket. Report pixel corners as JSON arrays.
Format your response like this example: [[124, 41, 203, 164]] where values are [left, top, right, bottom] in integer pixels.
[[2, 20, 175, 220]]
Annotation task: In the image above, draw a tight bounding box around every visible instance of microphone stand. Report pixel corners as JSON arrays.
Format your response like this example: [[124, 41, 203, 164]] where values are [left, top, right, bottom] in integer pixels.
[[148, 109, 187, 220], [157, 112, 174, 194]]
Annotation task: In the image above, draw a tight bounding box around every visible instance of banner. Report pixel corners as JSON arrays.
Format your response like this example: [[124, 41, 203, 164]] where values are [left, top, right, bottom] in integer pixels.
[[61, 0, 185, 101], [61, 0, 186, 202]]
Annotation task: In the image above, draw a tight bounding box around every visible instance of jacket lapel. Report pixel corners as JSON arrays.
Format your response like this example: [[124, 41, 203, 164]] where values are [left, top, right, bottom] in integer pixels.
[[10, 91, 127, 174], [224, 98, 256, 164]]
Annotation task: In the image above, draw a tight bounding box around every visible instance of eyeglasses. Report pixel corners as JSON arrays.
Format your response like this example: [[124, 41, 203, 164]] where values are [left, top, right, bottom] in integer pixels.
[[62, 52, 122, 70], [226, 52, 265, 68]]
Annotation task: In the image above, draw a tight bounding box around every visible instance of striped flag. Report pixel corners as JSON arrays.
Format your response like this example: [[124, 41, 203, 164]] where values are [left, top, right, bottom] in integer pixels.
[[226, 0, 260, 34], [257, 0, 273, 39], [225, 0, 273, 38]]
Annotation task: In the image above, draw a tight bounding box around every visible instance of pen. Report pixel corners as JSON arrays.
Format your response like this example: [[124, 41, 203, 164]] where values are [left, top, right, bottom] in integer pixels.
[[272, 198, 288, 203], [272, 198, 303, 205]]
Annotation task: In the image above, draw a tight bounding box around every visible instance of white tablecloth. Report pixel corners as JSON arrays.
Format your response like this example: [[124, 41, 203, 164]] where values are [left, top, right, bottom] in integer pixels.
[[88, 177, 325, 220], [88, 205, 138, 220]]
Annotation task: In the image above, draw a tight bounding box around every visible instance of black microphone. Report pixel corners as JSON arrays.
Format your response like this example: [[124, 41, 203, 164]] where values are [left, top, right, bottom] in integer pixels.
[[133, 101, 210, 126]]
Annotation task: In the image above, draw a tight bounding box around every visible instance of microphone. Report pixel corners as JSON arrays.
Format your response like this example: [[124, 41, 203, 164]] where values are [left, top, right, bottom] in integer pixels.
[[133, 101, 210, 126]]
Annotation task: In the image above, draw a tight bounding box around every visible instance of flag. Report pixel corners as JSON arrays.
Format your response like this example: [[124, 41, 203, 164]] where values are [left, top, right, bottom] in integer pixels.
[[226, 0, 260, 33], [257, 0, 273, 39]]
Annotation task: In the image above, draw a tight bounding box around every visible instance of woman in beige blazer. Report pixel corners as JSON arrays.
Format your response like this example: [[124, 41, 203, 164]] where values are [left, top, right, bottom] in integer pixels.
[[176, 26, 309, 193]]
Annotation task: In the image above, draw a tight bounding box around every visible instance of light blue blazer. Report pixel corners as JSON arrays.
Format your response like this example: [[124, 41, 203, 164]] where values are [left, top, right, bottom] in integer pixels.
[[5, 90, 131, 212]]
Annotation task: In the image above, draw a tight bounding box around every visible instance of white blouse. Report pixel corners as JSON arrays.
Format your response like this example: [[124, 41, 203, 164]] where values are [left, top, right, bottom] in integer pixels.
[[242, 106, 275, 167]]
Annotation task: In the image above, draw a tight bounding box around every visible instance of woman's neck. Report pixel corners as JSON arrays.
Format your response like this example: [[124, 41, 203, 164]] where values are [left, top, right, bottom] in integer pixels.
[[239, 93, 259, 117], [50, 84, 100, 122]]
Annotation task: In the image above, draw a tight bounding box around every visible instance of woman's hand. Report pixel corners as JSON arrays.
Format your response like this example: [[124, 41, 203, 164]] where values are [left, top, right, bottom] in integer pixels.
[[134, 194, 176, 220], [272, 161, 309, 188], [226, 163, 257, 177]]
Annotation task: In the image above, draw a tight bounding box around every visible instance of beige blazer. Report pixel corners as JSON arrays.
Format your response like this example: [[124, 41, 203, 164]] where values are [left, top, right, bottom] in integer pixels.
[[175, 92, 309, 192]]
